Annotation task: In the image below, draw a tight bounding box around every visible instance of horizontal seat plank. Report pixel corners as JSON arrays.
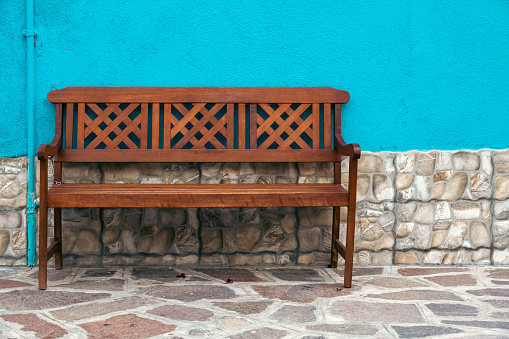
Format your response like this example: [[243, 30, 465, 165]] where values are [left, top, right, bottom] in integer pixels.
[[47, 184, 348, 208]]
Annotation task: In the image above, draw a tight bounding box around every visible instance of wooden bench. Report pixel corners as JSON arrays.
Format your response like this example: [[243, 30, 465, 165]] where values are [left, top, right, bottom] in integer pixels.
[[38, 87, 360, 290]]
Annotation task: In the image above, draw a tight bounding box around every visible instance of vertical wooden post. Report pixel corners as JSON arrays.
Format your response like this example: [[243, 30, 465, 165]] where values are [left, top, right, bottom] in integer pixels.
[[53, 162, 62, 270], [38, 157, 48, 290]]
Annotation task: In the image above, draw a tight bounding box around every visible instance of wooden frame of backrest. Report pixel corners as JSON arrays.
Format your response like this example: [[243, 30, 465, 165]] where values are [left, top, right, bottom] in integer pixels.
[[46, 87, 350, 163]]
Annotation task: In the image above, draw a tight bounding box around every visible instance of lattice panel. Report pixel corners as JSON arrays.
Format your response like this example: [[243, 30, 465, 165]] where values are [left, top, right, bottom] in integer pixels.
[[252, 103, 320, 150], [169, 103, 233, 149], [76, 103, 150, 149]]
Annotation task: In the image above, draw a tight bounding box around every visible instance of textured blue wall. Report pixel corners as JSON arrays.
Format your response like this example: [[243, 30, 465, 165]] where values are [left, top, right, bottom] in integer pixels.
[[1, 0, 508, 156]]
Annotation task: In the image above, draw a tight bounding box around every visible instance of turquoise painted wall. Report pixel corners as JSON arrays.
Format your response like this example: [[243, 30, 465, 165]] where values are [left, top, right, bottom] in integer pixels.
[[1, 0, 508, 156]]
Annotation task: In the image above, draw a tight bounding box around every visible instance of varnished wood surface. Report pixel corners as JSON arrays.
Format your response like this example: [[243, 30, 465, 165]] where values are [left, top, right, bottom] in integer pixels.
[[48, 87, 350, 104], [53, 149, 341, 163], [47, 184, 348, 208]]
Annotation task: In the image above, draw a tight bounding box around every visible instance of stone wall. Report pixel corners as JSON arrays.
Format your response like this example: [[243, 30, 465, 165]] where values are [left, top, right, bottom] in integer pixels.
[[1, 150, 509, 267], [0, 157, 28, 266]]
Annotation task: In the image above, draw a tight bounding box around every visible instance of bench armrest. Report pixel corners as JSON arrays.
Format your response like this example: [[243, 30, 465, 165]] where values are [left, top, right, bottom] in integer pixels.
[[334, 134, 361, 160], [38, 135, 62, 160]]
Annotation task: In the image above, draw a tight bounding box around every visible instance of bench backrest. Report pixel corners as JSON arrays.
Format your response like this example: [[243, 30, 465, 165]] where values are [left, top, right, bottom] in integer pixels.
[[48, 87, 349, 163]]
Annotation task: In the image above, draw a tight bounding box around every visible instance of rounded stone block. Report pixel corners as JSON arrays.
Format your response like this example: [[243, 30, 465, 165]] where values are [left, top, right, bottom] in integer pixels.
[[77, 230, 101, 255], [0, 230, 10, 256], [0, 211, 22, 229], [298, 227, 321, 252], [396, 174, 414, 190], [494, 152, 509, 173], [442, 172, 468, 201], [452, 152, 480, 171], [358, 154, 383, 173], [469, 221, 490, 248], [150, 228, 175, 254], [494, 175, 509, 199], [102, 163, 139, 181], [237, 225, 262, 252], [0, 181, 23, 199]]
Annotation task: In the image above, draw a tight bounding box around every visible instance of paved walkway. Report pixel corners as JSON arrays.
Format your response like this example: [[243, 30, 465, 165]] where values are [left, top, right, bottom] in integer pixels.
[[0, 265, 508, 338]]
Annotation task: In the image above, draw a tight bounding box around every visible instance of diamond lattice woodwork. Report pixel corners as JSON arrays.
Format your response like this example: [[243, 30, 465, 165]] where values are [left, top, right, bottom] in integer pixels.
[[251, 103, 320, 150]]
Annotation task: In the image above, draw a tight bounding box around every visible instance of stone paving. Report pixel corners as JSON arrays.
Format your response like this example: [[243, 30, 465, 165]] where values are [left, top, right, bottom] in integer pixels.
[[1, 266, 509, 338]]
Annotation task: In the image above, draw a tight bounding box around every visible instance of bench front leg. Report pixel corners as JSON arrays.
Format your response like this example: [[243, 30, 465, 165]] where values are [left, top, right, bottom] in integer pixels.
[[343, 155, 359, 288], [38, 157, 49, 290]]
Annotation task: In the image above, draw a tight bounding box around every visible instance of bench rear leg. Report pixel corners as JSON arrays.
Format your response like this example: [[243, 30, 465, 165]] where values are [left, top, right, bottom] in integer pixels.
[[330, 206, 340, 268], [38, 202, 48, 290], [54, 208, 62, 270]]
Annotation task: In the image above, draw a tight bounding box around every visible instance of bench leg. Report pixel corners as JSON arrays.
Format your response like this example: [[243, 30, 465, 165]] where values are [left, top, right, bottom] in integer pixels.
[[54, 208, 62, 270], [343, 203, 356, 288], [330, 206, 340, 268], [38, 203, 48, 290]]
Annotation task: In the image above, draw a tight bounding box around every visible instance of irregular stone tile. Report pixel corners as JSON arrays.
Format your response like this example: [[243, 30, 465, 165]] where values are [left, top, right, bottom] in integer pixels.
[[30, 268, 73, 281], [442, 320, 509, 330], [392, 325, 462, 338], [366, 290, 462, 301], [467, 289, 509, 297], [51, 296, 157, 321], [213, 301, 272, 315], [485, 299, 509, 308], [81, 268, 117, 277], [253, 283, 350, 303], [228, 327, 289, 339], [487, 269, 509, 280], [329, 300, 423, 323], [269, 305, 316, 323], [336, 267, 384, 276], [0, 290, 110, 311], [139, 285, 236, 302], [131, 267, 207, 282], [148, 304, 214, 321], [266, 268, 325, 282], [196, 268, 265, 282], [492, 280, 509, 286], [426, 303, 478, 316], [470, 221, 491, 248], [0, 279, 33, 289], [425, 274, 477, 286], [366, 277, 428, 288], [491, 312, 509, 319], [188, 328, 219, 337], [79, 313, 176, 339], [1, 313, 68, 339], [220, 316, 254, 331], [453, 152, 480, 171], [398, 267, 469, 276], [55, 278, 125, 291], [306, 323, 379, 336]]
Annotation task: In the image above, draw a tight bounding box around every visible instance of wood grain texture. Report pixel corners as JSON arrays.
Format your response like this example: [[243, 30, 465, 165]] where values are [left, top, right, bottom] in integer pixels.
[[47, 184, 348, 208], [54, 149, 341, 163], [48, 87, 350, 104]]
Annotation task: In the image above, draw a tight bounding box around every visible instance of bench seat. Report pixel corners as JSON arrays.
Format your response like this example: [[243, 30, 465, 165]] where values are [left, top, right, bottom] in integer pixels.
[[47, 183, 348, 208]]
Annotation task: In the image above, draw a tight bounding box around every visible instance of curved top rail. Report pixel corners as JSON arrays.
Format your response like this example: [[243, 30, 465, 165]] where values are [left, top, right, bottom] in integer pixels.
[[48, 87, 350, 104]]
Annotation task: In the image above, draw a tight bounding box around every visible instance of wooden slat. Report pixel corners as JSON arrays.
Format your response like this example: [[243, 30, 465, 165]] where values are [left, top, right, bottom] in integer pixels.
[[335, 104, 341, 135], [238, 103, 245, 149], [77, 103, 85, 149], [324, 104, 331, 149], [334, 239, 347, 259], [46, 240, 59, 260], [313, 104, 319, 149], [47, 183, 348, 208], [164, 104, 171, 149], [65, 103, 73, 149], [250, 104, 257, 149], [140, 103, 148, 149], [48, 87, 350, 104], [152, 103, 160, 149], [227, 104, 234, 148], [54, 149, 341, 163], [105, 115, 142, 149]]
